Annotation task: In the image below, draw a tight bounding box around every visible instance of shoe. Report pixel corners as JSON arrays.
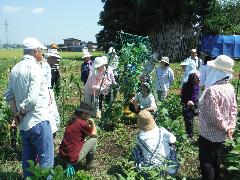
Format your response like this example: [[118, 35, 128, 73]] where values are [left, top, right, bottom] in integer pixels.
[[85, 150, 95, 170], [96, 110, 101, 119]]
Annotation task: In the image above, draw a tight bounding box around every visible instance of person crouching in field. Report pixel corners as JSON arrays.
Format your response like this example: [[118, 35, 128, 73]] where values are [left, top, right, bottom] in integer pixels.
[[132, 110, 179, 175], [181, 72, 200, 139], [129, 82, 157, 115], [58, 102, 97, 176], [83, 56, 112, 118]]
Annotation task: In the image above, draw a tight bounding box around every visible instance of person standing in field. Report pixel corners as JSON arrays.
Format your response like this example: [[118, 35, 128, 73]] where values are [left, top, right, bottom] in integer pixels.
[[42, 48, 61, 139], [4, 37, 54, 178], [181, 72, 200, 139], [155, 56, 174, 100], [198, 55, 237, 180], [181, 49, 202, 85], [81, 51, 93, 85], [47, 43, 62, 95], [83, 56, 111, 118]]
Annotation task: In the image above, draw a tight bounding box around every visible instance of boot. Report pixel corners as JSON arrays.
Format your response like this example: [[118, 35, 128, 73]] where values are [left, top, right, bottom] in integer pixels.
[[85, 150, 95, 170]]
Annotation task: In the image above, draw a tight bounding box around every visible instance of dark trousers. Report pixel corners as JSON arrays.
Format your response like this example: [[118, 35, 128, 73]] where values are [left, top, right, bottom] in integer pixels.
[[183, 116, 194, 137], [182, 106, 194, 137], [51, 70, 60, 96], [199, 136, 223, 180]]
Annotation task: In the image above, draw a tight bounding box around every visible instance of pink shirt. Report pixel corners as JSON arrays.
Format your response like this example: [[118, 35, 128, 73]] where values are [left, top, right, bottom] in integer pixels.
[[84, 71, 103, 95], [199, 79, 237, 142]]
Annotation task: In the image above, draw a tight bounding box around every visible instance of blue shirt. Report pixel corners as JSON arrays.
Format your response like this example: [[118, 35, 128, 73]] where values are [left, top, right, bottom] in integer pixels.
[[156, 66, 174, 91], [5, 55, 51, 131]]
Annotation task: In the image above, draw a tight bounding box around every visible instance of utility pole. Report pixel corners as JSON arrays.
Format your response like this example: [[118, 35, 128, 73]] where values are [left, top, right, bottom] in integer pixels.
[[4, 20, 8, 45]]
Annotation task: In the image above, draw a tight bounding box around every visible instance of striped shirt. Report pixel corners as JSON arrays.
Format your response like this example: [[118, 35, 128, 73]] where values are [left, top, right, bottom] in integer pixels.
[[199, 79, 237, 142]]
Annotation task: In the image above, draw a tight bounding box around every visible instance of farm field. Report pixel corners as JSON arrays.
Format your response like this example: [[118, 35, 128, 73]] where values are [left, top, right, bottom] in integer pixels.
[[0, 49, 239, 179]]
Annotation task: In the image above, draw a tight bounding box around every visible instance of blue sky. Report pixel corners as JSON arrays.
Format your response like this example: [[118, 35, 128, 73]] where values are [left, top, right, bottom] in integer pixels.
[[0, 0, 104, 45]]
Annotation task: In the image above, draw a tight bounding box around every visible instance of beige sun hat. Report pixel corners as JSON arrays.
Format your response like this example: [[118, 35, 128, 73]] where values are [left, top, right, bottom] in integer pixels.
[[160, 56, 170, 64], [137, 110, 157, 132], [75, 102, 94, 115], [207, 55, 234, 73], [93, 56, 108, 69]]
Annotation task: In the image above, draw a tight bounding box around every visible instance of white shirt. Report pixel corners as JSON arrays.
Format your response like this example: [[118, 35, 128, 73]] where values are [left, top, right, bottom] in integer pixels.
[[156, 66, 174, 91], [5, 55, 51, 131], [41, 60, 60, 133], [137, 126, 176, 165], [182, 56, 202, 84], [132, 93, 157, 111]]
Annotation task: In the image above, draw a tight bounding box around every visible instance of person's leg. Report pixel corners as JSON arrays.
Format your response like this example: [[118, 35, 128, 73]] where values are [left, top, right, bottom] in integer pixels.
[[78, 138, 97, 163], [213, 142, 223, 180], [199, 136, 215, 180], [20, 130, 38, 178], [157, 90, 162, 101], [30, 121, 54, 169], [183, 115, 193, 138]]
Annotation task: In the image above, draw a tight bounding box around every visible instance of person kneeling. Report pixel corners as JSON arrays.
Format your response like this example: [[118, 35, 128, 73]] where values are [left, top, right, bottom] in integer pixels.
[[133, 110, 179, 175], [58, 102, 97, 176]]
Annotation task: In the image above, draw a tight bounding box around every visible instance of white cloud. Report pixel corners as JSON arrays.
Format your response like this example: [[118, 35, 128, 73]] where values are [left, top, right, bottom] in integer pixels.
[[32, 8, 45, 14], [2, 5, 22, 13]]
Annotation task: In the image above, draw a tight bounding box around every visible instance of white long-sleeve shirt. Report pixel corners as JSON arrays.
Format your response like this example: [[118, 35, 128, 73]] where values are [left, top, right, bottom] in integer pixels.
[[5, 55, 51, 131]]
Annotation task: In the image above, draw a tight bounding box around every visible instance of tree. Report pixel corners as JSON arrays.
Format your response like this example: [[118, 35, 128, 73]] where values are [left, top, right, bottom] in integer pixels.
[[97, 0, 240, 59]]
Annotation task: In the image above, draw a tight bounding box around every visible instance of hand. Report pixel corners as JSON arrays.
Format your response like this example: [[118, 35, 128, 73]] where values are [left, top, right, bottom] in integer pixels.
[[88, 119, 94, 126], [227, 129, 234, 140], [14, 112, 23, 125], [187, 101, 194, 106], [10, 119, 17, 128], [66, 164, 75, 177]]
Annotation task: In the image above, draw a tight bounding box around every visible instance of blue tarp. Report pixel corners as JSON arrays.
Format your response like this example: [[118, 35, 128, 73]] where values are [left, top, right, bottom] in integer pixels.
[[201, 35, 240, 58]]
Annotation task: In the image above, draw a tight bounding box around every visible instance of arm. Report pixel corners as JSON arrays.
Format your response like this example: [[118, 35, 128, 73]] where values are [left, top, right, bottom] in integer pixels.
[[88, 119, 97, 137], [19, 66, 42, 114], [169, 69, 174, 87], [144, 94, 157, 112]]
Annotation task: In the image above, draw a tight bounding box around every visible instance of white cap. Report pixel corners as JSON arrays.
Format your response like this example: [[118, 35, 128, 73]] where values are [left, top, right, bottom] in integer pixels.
[[23, 37, 47, 50]]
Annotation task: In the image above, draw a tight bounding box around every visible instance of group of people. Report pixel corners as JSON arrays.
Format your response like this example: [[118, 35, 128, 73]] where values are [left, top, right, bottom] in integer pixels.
[[128, 48, 237, 179], [4, 36, 238, 180]]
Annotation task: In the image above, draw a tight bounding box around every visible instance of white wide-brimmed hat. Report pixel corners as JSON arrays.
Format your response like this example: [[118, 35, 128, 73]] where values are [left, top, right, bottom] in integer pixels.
[[93, 56, 108, 69], [207, 55, 234, 73], [82, 52, 92, 58], [137, 110, 157, 132], [190, 49, 197, 53], [160, 56, 170, 64], [23, 37, 47, 50], [46, 49, 62, 59]]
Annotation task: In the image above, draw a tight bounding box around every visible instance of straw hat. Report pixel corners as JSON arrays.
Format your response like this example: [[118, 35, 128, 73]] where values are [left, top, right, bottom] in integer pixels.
[[75, 102, 94, 115], [160, 56, 170, 64], [207, 55, 234, 73], [82, 52, 92, 58], [50, 43, 59, 49], [137, 110, 157, 131], [93, 56, 108, 69], [23, 37, 47, 50]]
